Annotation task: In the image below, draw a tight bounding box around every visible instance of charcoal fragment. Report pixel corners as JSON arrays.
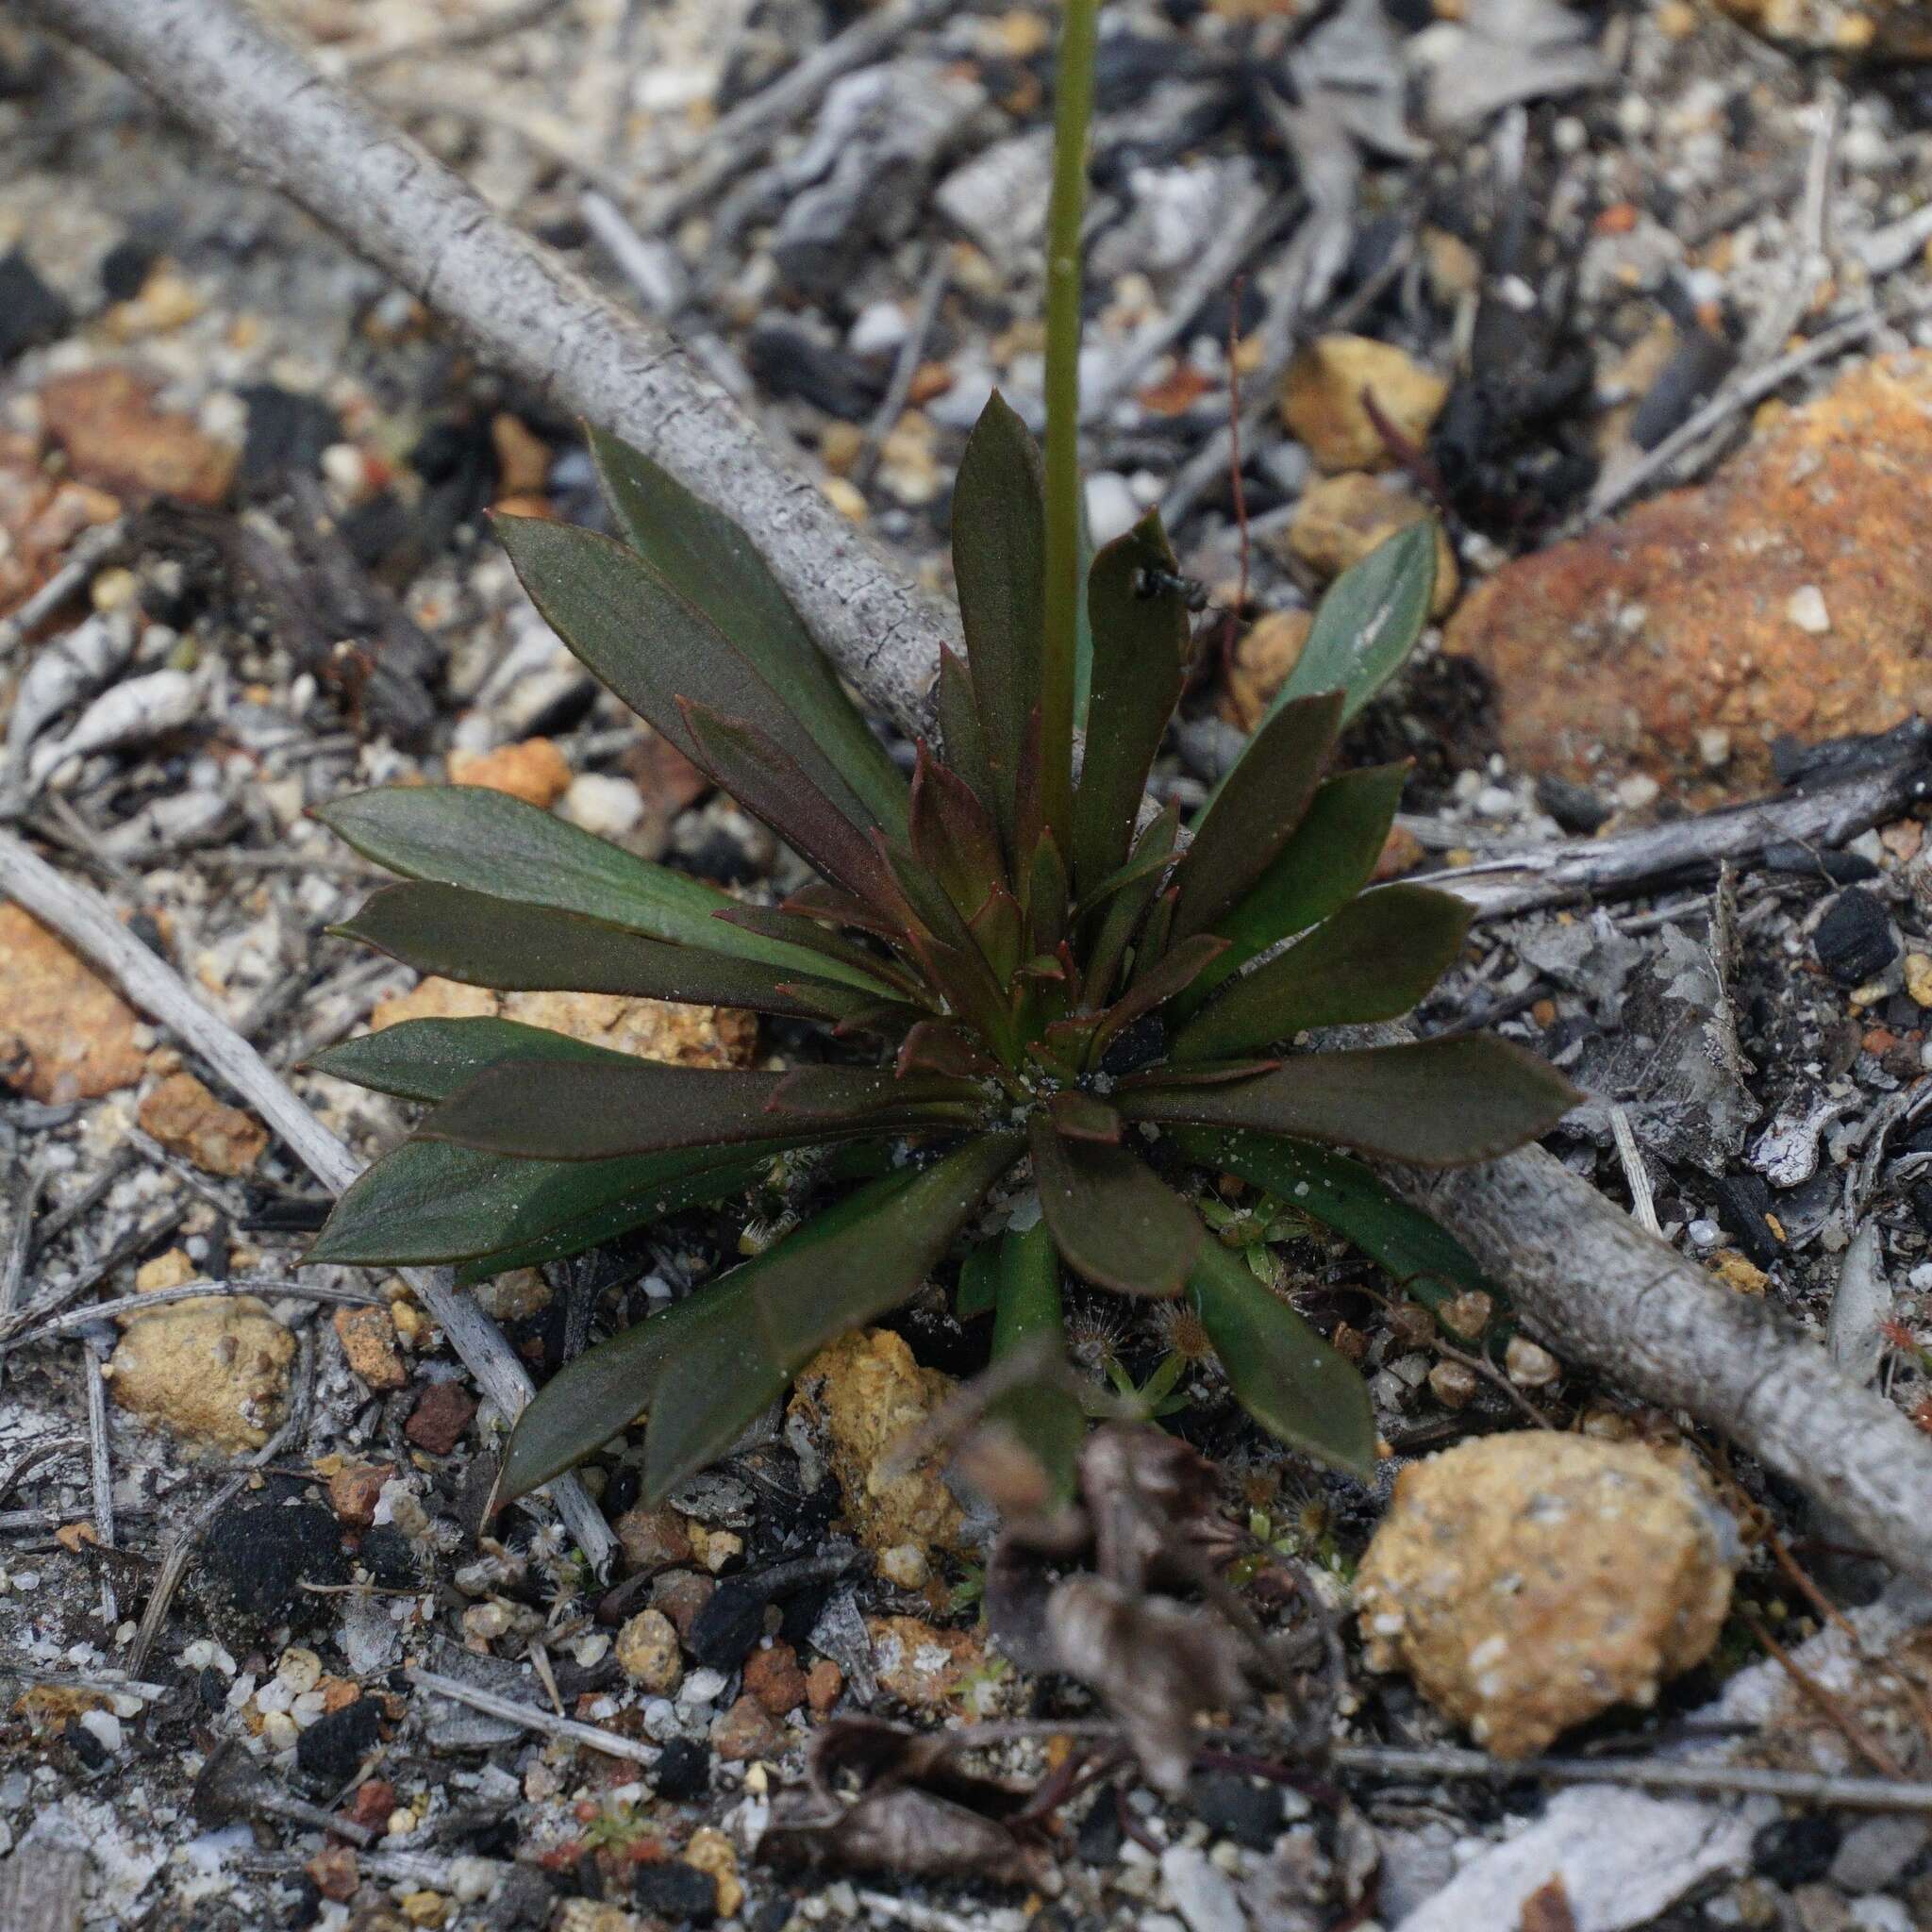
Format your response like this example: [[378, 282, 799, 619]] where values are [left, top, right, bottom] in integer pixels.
[[1535, 774, 1612, 835], [0, 251, 72, 363], [1813, 888, 1898, 988], [295, 1696, 381, 1787]]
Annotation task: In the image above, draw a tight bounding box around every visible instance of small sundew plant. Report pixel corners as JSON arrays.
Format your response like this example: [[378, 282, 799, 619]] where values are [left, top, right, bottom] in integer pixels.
[[303, 1, 1574, 1509]]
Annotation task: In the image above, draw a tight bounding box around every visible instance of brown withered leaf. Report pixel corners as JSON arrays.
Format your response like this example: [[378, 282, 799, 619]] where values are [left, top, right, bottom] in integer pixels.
[[1046, 1574, 1255, 1796], [759, 1717, 1039, 1886]]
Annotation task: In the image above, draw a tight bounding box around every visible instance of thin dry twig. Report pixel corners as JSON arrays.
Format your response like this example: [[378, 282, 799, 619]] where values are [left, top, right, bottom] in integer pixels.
[[0, 828, 617, 1574], [405, 1667, 658, 1767]]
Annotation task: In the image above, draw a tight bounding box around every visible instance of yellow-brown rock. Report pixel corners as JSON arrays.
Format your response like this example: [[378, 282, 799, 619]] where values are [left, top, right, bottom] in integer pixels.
[[1279, 335, 1449, 474], [1278, 474, 1458, 618], [138, 1072, 269, 1175], [614, 1608, 682, 1691], [109, 1297, 294, 1450], [0, 905, 147, 1102], [790, 1328, 968, 1558], [1220, 609, 1311, 730], [446, 737, 572, 808], [865, 1614, 988, 1710], [333, 1305, 409, 1391], [683, 1829, 743, 1919], [367, 978, 757, 1069], [1356, 1433, 1736, 1757], [1447, 352, 1932, 796]]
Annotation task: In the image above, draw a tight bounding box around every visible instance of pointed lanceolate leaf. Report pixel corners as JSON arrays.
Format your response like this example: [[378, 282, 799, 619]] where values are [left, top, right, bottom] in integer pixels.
[[588, 426, 909, 836], [1122, 1035, 1579, 1167], [909, 741, 1008, 922], [956, 1237, 1003, 1319], [953, 393, 1046, 854], [494, 513, 876, 831], [306, 1135, 762, 1268], [937, 646, 995, 817], [1082, 803, 1178, 1006], [1174, 691, 1342, 940], [1168, 1125, 1504, 1326], [308, 1016, 636, 1105], [897, 1021, 1000, 1080], [1189, 1234, 1374, 1477], [336, 882, 877, 1019], [1071, 512, 1190, 893], [1028, 1112, 1200, 1295], [987, 1222, 1084, 1508], [710, 903, 921, 1001], [419, 1058, 982, 1163], [1086, 932, 1227, 1068], [1172, 885, 1471, 1062], [1026, 829, 1070, 962], [679, 699, 901, 913], [1180, 763, 1407, 1012], [642, 1132, 1024, 1501], [1271, 518, 1436, 728], [314, 786, 853, 985]]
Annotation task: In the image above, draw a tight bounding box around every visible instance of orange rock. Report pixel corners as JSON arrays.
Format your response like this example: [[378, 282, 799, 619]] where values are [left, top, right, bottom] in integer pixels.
[[742, 1641, 808, 1718], [447, 737, 572, 808], [1279, 336, 1449, 474], [333, 1306, 409, 1392], [328, 1460, 394, 1529], [0, 905, 146, 1102], [805, 1658, 843, 1718], [39, 366, 236, 506], [1447, 352, 1932, 796], [864, 1614, 987, 1710], [710, 1691, 786, 1762], [138, 1072, 269, 1175]]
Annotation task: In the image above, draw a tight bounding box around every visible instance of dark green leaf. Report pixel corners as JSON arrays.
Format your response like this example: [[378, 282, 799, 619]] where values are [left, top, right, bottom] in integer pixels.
[[1189, 1234, 1374, 1477], [495, 512, 876, 832], [1086, 932, 1227, 1068], [710, 903, 920, 1001], [315, 786, 854, 986], [910, 741, 1008, 922], [420, 1058, 982, 1162], [1174, 692, 1342, 941], [1168, 1125, 1503, 1325], [1178, 763, 1407, 1012], [1071, 513, 1189, 892], [336, 882, 875, 1019], [1026, 829, 1070, 963], [1123, 1035, 1580, 1167], [937, 645, 995, 814], [1028, 1113, 1199, 1295], [643, 1132, 1024, 1499], [306, 1135, 762, 1268], [967, 883, 1024, 985], [679, 699, 900, 912], [589, 426, 908, 836], [987, 1222, 1084, 1508], [1081, 803, 1178, 1005], [956, 1238, 1003, 1319], [495, 1273, 757, 1507], [307, 1016, 633, 1104], [1272, 519, 1436, 727], [953, 393, 1045, 855], [1172, 885, 1471, 1062]]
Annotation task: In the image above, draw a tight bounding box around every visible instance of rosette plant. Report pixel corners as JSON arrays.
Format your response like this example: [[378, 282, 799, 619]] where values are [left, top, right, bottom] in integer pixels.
[[304, 0, 1574, 1513]]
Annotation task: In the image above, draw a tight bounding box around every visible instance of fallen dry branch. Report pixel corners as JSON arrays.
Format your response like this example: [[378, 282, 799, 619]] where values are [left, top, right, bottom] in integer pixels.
[[1432, 721, 1932, 921], [0, 826, 618, 1574], [19, 0, 1932, 1604], [1382, 1121, 1932, 1589], [19, 0, 951, 739]]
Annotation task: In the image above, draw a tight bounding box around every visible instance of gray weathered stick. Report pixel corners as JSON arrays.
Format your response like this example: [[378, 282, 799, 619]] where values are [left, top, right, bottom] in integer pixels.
[[20, 0, 952, 740], [0, 829, 617, 1574], [1382, 1125, 1932, 1590]]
